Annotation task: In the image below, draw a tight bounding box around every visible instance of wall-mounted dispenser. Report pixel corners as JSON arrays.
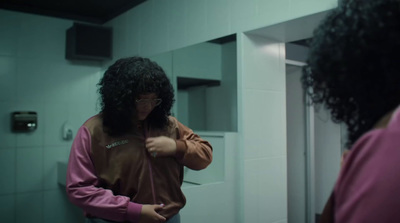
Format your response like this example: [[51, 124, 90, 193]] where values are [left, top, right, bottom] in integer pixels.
[[66, 23, 112, 61], [62, 122, 73, 140], [11, 111, 37, 132]]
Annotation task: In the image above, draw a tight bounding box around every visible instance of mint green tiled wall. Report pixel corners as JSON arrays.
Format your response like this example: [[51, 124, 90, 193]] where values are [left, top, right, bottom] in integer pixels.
[[0, 9, 100, 223]]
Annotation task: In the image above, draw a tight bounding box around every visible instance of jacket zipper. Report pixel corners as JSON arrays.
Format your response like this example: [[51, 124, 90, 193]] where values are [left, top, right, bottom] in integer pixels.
[[144, 126, 157, 204]]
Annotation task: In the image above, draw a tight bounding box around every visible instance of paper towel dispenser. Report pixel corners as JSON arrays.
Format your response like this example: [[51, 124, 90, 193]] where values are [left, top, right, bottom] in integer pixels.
[[11, 111, 37, 132]]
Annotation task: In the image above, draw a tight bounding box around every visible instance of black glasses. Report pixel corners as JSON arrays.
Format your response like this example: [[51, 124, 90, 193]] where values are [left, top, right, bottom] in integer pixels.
[[135, 98, 162, 107]]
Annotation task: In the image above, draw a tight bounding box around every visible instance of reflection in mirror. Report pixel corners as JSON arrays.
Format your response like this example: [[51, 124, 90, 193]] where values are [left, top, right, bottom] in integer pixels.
[[150, 35, 237, 188], [150, 34, 237, 132]]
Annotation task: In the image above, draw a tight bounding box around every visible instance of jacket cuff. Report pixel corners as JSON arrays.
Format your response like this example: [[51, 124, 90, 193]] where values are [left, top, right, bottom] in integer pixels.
[[126, 202, 142, 223], [175, 140, 187, 160]]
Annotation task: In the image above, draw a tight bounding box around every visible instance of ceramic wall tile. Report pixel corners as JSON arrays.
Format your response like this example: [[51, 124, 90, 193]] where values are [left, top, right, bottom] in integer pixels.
[[205, 0, 232, 40], [0, 149, 16, 194], [243, 89, 286, 159], [43, 188, 84, 223], [168, 0, 187, 50], [0, 56, 17, 100], [0, 102, 17, 148], [16, 147, 43, 192], [0, 194, 15, 222], [16, 192, 43, 223], [43, 146, 70, 190], [0, 10, 19, 56]]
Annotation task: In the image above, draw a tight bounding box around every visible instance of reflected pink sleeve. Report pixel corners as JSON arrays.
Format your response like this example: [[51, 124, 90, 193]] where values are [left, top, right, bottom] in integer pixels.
[[66, 125, 142, 222]]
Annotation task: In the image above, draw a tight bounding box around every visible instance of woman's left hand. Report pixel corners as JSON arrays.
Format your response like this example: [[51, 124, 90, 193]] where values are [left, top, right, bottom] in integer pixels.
[[146, 136, 177, 158]]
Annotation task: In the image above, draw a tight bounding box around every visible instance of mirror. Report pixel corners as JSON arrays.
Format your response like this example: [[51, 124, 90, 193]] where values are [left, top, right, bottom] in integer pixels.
[[150, 35, 238, 132], [149, 35, 238, 186]]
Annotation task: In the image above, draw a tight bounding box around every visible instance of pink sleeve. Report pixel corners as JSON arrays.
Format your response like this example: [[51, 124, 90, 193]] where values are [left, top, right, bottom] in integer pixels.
[[334, 128, 400, 223], [66, 125, 142, 222]]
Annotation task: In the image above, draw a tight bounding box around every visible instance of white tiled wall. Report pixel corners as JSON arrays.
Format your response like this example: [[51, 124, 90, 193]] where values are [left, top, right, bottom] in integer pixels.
[[238, 33, 288, 223], [244, 157, 287, 223], [243, 89, 286, 159]]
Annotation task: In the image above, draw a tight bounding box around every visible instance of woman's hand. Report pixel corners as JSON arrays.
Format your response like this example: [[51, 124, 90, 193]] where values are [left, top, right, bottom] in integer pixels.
[[139, 204, 166, 223], [146, 136, 177, 158]]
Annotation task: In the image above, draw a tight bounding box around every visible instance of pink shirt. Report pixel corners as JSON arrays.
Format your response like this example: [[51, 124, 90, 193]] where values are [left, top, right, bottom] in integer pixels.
[[334, 108, 400, 222]]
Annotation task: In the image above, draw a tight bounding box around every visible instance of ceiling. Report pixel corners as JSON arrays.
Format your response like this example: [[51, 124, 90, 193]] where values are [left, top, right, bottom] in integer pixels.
[[0, 0, 147, 24]]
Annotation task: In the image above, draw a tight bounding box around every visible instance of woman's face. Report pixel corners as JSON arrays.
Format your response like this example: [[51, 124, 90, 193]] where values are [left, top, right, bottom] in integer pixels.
[[135, 93, 161, 120]]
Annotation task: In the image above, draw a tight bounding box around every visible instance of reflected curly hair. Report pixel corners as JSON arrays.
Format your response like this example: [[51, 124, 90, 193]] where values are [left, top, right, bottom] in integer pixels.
[[302, 0, 400, 148], [98, 56, 175, 136]]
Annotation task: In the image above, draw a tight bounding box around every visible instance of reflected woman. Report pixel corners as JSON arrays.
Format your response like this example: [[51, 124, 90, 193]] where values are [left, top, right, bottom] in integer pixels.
[[66, 56, 213, 223]]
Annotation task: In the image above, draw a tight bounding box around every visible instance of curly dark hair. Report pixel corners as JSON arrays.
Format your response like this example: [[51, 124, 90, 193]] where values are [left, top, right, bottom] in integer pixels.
[[301, 0, 400, 148], [98, 56, 175, 136]]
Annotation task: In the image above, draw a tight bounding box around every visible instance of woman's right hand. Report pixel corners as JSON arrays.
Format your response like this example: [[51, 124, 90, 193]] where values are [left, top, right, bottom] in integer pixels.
[[138, 204, 166, 223]]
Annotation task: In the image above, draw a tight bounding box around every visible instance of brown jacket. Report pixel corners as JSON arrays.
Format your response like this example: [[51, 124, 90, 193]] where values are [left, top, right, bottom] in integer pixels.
[[80, 115, 212, 219]]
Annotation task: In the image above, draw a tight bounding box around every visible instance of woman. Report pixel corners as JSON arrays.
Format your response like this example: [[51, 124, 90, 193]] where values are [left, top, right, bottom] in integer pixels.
[[66, 56, 213, 223], [302, 0, 400, 222]]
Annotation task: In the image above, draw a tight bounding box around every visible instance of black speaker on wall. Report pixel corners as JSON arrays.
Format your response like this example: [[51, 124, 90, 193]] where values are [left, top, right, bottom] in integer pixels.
[[66, 23, 112, 61]]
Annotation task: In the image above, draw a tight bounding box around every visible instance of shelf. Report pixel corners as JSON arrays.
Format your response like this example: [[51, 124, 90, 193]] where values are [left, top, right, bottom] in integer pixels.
[[177, 77, 221, 90]]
